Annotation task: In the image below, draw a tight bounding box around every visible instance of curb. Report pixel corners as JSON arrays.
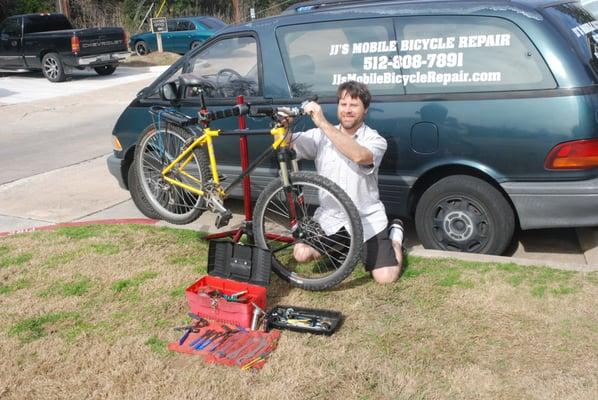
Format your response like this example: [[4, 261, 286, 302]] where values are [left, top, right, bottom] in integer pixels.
[[408, 248, 598, 272], [0, 218, 158, 238]]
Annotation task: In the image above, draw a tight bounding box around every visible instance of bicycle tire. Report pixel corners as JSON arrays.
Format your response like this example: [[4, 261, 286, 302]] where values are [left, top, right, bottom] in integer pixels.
[[134, 123, 211, 225], [253, 172, 363, 291]]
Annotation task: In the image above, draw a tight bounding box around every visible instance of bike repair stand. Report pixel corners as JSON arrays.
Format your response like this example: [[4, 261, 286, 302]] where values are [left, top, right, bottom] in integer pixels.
[[205, 95, 254, 244]]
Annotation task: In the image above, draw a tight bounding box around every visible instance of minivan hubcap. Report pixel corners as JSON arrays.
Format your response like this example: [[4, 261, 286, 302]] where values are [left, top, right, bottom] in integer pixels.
[[443, 211, 474, 241], [44, 58, 58, 79], [433, 197, 489, 252]]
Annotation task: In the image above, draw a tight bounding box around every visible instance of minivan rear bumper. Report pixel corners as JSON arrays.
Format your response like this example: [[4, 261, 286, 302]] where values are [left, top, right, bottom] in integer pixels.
[[502, 178, 598, 230]]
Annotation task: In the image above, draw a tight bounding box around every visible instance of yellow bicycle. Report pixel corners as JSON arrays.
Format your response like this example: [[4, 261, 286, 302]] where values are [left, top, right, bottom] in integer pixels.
[[133, 74, 363, 290]]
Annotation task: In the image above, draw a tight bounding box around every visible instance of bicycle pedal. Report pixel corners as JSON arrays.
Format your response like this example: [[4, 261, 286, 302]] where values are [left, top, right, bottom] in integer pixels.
[[215, 210, 233, 228]]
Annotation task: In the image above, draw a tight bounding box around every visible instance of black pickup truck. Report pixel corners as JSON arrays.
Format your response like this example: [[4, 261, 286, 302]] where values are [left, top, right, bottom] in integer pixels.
[[0, 13, 128, 82]]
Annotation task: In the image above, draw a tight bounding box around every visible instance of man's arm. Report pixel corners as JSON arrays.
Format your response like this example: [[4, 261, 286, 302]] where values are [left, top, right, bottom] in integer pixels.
[[304, 102, 373, 165]]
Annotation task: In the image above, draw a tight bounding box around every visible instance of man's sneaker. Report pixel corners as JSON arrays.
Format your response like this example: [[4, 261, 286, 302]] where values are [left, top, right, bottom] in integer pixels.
[[388, 218, 405, 248]]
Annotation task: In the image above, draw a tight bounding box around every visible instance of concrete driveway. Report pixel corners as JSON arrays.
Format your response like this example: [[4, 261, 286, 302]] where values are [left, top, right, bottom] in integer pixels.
[[0, 66, 167, 105]]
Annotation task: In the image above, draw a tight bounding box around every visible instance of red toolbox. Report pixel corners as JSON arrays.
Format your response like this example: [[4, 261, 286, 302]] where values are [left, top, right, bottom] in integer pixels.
[[185, 275, 267, 328]]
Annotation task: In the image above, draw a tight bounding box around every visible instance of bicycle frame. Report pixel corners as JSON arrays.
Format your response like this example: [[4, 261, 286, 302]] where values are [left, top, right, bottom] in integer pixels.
[[159, 123, 296, 203]]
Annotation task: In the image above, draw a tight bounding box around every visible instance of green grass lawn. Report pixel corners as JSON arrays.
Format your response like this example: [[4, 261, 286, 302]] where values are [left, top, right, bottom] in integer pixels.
[[0, 224, 596, 399]]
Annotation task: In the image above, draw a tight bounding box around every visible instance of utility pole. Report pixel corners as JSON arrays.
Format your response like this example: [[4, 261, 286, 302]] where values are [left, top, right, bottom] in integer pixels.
[[56, 0, 70, 18], [232, 0, 240, 23]]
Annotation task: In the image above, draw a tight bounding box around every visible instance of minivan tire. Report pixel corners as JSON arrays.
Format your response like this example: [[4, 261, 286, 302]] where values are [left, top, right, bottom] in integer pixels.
[[42, 52, 66, 82], [127, 163, 161, 220], [415, 175, 515, 255]]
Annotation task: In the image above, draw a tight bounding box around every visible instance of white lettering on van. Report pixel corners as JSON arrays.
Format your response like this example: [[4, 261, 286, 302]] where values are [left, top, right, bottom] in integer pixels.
[[571, 20, 598, 37], [351, 40, 398, 54], [400, 37, 455, 51], [458, 34, 510, 48]]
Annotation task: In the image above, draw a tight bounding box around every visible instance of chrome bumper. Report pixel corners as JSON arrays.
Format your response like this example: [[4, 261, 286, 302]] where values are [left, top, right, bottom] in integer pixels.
[[77, 51, 129, 66]]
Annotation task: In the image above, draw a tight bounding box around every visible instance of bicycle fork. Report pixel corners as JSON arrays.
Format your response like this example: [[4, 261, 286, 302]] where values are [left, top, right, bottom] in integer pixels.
[[277, 147, 304, 236]]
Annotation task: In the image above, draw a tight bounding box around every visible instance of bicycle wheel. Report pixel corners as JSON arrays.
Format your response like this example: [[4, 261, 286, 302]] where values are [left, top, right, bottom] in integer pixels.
[[134, 123, 211, 225], [253, 172, 363, 291]]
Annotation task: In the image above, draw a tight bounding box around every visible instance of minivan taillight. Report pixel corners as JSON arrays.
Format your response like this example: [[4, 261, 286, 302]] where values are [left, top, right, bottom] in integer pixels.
[[544, 138, 598, 170], [71, 35, 80, 55]]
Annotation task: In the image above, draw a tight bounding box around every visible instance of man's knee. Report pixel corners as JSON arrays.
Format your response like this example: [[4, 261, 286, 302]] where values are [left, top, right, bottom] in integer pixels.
[[371, 265, 400, 284]]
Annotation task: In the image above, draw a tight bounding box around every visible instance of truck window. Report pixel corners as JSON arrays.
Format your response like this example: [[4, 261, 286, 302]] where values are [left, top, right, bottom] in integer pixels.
[[1, 18, 21, 37], [186, 36, 260, 98], [23, 14, 72, 34], [394, 16, 556, 94], [276, 19, 398, 97]]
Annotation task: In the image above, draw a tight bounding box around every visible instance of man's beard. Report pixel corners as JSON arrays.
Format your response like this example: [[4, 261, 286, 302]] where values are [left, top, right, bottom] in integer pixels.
[[340, 117, 363, 131]]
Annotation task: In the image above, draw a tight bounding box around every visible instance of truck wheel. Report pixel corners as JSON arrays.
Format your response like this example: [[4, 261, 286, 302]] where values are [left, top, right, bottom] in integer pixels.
[[127, 163, 161, 220], [135, 41, 149, 56], [42, 52, 66, 82], [94, 65, 117, 76], [415, 175, 515, 255]]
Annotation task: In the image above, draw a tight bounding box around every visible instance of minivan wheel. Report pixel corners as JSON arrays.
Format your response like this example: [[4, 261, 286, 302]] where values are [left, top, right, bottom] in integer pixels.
[[127, 163, 161, 220], [415, 175, 515, 255]]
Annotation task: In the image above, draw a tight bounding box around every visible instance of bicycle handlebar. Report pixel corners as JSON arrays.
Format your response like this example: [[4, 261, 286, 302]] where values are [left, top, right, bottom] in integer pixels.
[[200, 96, 318, 123], [200, 103, 249, 122]]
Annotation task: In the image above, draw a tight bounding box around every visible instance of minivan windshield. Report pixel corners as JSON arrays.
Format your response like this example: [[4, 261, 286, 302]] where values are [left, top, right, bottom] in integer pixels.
[[545, 3, 598, 75]]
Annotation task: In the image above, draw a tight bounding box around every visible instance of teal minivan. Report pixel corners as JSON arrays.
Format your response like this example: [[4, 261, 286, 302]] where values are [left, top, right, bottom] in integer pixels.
[[109, 0, 598, 255]]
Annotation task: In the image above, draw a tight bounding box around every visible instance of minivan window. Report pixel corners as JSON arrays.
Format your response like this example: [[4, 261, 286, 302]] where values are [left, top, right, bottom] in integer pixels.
[[395, 16, 556, 94], [187, 36, 259, 98], [545, 3, 598, 76], [277, 19, 399, 97]]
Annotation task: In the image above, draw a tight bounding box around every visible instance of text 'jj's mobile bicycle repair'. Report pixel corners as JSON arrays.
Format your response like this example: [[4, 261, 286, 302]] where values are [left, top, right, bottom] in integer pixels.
[[133, 74, 363, 291]]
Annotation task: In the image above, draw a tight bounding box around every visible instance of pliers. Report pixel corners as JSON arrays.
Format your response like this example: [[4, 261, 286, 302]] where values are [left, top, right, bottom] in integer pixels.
[[175, 314, 209, 345]]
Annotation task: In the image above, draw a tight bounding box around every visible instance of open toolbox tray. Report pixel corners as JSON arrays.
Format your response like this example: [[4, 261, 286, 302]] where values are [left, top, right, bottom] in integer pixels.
[[265, 305, 343, 336]]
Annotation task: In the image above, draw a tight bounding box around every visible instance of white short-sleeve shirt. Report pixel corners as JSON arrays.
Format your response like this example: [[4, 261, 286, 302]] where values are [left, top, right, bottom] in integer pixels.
[[292, 123, 388, 241]]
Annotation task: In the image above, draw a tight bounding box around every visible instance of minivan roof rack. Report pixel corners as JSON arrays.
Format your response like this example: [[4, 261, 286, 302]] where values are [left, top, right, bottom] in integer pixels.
[[282, 0, 377, 14], [282, 0, 436, 14], [281, 0, 559, 15]]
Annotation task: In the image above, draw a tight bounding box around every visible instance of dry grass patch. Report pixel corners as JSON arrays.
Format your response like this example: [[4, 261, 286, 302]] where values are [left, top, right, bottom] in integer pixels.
[[0, 224, 596, 400], [123, 52, 181, 67]]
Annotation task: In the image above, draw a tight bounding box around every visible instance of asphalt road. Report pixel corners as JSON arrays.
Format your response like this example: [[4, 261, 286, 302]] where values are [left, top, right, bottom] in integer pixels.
[[0, 66, 166, 184]]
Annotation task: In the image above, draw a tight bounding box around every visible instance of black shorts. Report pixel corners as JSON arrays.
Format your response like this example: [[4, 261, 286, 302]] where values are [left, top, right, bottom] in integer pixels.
[[308, 227, 397, 272], [361, 229, 398, 271]]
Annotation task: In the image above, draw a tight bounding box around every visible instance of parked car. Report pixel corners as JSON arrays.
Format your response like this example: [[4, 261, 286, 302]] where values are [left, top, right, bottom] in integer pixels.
[[109, 0, 598, 255], [128, 16, 226, 56], [0, 13, 128, 82]]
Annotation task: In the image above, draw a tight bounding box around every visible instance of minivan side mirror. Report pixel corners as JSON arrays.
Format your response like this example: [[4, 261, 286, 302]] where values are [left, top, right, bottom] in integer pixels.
[[159, 82, 179, 103]]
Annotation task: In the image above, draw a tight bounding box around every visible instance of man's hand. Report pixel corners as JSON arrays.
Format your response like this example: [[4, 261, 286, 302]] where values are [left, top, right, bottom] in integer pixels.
[[303, 101, 328, 128]]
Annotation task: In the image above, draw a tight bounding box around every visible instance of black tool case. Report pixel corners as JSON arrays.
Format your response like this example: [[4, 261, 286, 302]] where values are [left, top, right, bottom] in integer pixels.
[[207, 240, 271, 287], [265, 305, 343, 335]]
